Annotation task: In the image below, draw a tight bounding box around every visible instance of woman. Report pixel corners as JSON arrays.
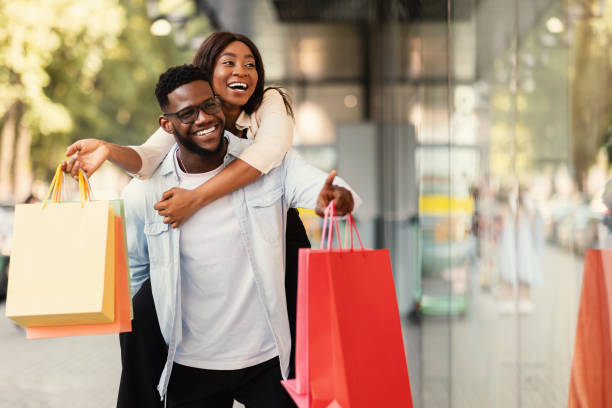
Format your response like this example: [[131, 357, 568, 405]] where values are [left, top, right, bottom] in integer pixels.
[[64, 31, 294, 229], [66, 32, 308, 406]]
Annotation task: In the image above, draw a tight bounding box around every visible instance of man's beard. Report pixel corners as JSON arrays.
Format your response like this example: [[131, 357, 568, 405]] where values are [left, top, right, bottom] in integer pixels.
[[173, 124, 225, 157]]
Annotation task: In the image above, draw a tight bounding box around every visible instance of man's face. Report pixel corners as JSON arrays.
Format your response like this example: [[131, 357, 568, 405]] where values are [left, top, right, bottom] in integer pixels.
[[159, 80, 225, 155]]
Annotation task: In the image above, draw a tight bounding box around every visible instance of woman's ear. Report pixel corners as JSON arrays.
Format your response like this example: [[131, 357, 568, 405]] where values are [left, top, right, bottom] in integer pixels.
[[159, 116, 174, 134]]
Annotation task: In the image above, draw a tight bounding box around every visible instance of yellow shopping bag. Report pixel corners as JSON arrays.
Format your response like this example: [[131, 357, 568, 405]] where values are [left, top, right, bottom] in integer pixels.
[[6, 166, 115, 327]]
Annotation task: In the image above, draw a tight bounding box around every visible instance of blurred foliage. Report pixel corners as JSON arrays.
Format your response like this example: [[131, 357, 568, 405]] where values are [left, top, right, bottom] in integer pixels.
[[0, 0, 124, 182], [0, 0, 196, 181], [489, 33, 568, 181], [571, 0, 612, 186], [489, 0, 612, 188], [159, 0, 196, 15], [0, 0, 125, 133]]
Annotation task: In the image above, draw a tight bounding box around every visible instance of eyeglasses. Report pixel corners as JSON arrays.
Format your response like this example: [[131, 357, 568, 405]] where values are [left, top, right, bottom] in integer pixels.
[[163, 96, 222, 124]]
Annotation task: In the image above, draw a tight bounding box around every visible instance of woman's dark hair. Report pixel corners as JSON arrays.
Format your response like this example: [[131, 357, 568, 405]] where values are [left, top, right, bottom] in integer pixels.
[[193, 31, 293, 118]]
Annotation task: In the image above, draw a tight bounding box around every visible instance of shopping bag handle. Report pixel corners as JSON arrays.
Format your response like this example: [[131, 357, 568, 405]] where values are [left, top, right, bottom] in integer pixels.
[[319, 202, 364, 251], [78, 170, 94, 205], [42, 164, 63, 207], [320, 201, 342, 250], [344, 213, 364, 250], [42, 165, 93, 209]]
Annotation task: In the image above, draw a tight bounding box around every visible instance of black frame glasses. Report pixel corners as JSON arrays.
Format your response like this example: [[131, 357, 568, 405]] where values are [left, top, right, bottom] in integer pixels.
[[163, 96, 222, 124]]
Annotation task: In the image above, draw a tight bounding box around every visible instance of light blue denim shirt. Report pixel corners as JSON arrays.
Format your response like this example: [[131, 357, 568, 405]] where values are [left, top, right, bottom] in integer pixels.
[[121, 131, 361, 400]]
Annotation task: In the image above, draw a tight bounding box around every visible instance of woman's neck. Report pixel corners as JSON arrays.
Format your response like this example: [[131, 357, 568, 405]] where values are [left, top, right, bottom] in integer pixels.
[[223, 104, 242, 135]]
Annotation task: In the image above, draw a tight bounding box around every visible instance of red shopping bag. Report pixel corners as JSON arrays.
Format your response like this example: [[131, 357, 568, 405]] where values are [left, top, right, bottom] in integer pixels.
[[282, 204, 413, 408], [568, 249, 612, 407]]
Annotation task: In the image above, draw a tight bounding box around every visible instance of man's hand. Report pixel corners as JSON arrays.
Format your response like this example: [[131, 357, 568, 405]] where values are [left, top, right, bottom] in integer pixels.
[[315, 170, 354, 217], [62, 139, 110, 179], [154, 187, 201, 228]]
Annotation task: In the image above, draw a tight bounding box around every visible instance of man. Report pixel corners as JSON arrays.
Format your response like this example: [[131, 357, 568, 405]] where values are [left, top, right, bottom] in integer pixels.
[[121, 64, 359, 407]]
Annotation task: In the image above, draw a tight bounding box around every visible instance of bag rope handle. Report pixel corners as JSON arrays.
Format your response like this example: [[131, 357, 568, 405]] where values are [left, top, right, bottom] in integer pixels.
[[344, 213, 364, 250], [78, 170, 94, 204], [319, 203, 331, 249], [320, 201, 352, 251], [319, 201, 364, 251], [42, 165, 93, 209]]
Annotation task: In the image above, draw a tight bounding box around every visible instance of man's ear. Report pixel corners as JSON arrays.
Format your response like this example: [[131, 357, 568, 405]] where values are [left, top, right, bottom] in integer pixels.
[[159, 116, 173, 134]]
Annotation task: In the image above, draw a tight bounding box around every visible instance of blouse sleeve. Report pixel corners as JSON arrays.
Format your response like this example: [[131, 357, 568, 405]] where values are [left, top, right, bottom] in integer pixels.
[[239, 89, 294, 174], [128, 126, 175, 179]]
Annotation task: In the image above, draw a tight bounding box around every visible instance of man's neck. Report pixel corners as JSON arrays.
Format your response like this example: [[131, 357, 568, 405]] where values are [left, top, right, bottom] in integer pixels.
[[177, 139, 227, 174]]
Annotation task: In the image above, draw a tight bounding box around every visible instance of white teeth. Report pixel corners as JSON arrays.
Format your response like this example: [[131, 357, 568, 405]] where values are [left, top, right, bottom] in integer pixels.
[[228, 82, 247, 90], [196, 126, 215, 136]]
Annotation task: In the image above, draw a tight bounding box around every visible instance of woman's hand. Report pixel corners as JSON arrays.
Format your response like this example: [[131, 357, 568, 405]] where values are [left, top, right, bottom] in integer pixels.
[[154, 187, 202, 228], [62, 139, 110, 179], [315, 170, 355, 217]]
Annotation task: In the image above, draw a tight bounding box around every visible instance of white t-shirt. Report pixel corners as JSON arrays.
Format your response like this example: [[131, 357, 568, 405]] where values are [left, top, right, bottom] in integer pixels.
[[172, 147, 278, 370]]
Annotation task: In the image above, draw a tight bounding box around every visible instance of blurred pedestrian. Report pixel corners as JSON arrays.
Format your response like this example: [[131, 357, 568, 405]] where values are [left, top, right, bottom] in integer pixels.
[[515, 187, 544, 311], [496, 186, 543, 313], [24, 194, 39, 204]]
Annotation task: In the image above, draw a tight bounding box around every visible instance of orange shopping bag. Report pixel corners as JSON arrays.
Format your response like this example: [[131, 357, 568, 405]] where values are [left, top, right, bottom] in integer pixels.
[[568, 249, 612, 407], [26, 199, 132, 338], [282, 203, 413, 408]]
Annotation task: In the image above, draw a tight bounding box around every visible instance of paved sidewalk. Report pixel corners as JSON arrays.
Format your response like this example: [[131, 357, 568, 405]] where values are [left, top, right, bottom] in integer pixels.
[[0, 303, 121, 407], [0, 243, 580, 407], [417, 245, 582, 408], [0, 303, 245, 407]]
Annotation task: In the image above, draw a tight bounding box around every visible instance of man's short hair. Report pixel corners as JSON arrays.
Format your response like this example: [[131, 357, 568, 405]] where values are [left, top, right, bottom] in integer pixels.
[[155, 64, 210, 110]]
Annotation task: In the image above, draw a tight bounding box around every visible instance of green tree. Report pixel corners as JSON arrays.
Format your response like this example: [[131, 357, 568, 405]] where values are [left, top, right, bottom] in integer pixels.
[[0, 0, 198, 202], [43, 0, 195, 171], [0, 0, 126, 202], [570, 0, 612, 187]]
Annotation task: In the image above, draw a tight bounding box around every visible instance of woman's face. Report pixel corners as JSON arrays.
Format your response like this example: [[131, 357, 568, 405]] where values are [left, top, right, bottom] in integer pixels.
[[212, 40, 259, 110]]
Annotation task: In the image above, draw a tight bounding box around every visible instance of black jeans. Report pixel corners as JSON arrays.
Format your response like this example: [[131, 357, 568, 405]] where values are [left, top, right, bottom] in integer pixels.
[[116, 209, 310, 407], [117, 279, 166, 408], [167, 358, 294, 408]]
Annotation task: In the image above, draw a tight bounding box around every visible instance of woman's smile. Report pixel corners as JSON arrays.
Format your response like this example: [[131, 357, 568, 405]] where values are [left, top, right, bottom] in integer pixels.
[[213, 40, 258, 109]]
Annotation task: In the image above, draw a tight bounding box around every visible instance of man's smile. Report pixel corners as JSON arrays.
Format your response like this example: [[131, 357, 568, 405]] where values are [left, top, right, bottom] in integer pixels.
[[193, 125, 217, 137]]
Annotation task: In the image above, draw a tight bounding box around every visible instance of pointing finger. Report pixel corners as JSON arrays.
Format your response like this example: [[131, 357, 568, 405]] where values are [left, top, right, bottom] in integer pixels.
[[324, 170, 337, 187]]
